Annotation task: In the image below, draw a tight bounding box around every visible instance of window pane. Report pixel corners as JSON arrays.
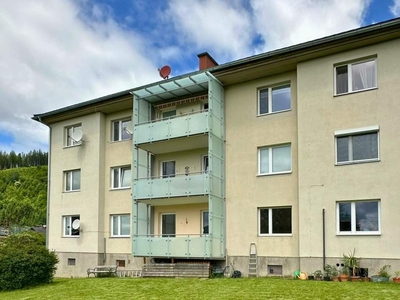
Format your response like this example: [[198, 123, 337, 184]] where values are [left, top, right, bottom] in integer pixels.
[[72, 170, 80, 190], [259, 209, 269, 234], [64, 217, 71, 235], [120, 215, 130, 235], [162, 214, 175, 237], [112, 216, 119, 236], [352, 60, 376, 91], [272, 85, 290, 112], [71, 216, 80, 236], [162, 161, 175, 178], [121, 120, 131, 140], [121, 168, 131, 187], [352, 133, 378, 161], [202, 211, 209, 234], [113, 169, 119, 188], [259, 89, 268, 114], [113, 121, 120, 141], [162, 110, 176, 119], [272, 145, 291, 172], [259, 148, 269, 174], [336, 136, 349, 162], [356, 202, 378, 232], [339, 203, 351, 232], [272, 208, 291, 234], [336, 65, 348, 94]]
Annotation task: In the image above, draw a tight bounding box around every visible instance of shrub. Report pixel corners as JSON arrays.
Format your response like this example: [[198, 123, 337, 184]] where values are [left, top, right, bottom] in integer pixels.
[[0, 231, 58, 291]]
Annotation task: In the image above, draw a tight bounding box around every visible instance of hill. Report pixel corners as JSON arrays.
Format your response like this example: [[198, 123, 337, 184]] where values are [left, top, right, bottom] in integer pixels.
[[0, 166, 47, 229]]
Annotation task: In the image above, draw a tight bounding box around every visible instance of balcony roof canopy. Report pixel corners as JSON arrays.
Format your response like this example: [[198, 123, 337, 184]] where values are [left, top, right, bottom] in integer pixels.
[[131, 73, 209, 103]]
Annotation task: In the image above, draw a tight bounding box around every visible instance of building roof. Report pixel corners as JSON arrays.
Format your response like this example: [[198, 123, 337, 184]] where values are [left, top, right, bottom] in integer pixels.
[[32, 17, 400, 124]]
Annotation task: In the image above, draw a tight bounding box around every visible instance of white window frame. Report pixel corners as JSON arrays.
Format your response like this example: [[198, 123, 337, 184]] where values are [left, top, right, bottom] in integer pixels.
[[258, 207, 292, 236], [160, 213, 176, 237], [112, 119, 132, 142], [110, 214, 130, 237], [65, 124, 82, 147], [336, 200, 381, 235], [257, 83, 291, 115], [258, 144, 292, 176], [64, 169, 81, 192], [334, 58, 377, 95], [335, 126, 379, 165], [63, 215, 80, 237], [160, 160, 175, 178], [111, 166, 131, 189], [202, 155, 209, 173]]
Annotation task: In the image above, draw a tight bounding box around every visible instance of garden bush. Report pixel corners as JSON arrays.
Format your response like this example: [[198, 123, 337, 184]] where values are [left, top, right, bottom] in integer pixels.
[[0, 231, 58, 291]]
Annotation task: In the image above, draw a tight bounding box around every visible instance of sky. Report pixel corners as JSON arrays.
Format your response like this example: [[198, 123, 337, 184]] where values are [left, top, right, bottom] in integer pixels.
[[1, 0, 399, 154]]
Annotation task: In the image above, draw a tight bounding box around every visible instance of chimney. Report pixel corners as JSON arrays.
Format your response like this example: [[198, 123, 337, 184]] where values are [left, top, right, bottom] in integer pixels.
[[197, 52, 218, 70]]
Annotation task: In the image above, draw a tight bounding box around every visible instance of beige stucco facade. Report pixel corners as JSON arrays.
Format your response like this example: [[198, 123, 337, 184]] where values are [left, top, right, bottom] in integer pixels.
[[35, 19, 400, 278]]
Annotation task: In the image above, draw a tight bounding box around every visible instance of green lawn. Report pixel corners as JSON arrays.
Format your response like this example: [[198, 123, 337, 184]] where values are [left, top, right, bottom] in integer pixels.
[[2, 277, 400, 300]]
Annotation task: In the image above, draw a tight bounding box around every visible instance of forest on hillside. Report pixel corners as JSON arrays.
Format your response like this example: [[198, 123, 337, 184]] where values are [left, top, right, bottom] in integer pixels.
[[0, 166, 48, 229], [0, 150, 48, 170]]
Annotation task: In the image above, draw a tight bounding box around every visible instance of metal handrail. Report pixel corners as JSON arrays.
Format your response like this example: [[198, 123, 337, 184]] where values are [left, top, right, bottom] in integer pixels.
[[135, 109, 208, 126]]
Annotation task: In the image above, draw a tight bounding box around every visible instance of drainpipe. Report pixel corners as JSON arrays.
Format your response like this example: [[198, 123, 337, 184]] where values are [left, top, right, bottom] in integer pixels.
[[322, 209, 326, 270]]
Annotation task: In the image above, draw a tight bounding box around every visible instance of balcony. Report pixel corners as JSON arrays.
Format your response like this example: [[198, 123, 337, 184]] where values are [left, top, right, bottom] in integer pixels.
[[134, 111, 209, 145], [133, 234, 224, 259], [133, 173, 209, 200]]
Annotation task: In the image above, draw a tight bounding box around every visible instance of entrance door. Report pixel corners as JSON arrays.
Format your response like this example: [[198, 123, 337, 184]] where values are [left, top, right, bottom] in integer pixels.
[[161, 214, 176, 237]]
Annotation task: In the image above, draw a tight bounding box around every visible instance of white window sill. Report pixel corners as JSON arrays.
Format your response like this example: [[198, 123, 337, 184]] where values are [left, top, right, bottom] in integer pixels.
[[110, 236, 130, 238], [62, 236, 80, 238], [110, 187, 131, 191], [63, 190, 81, 193], [257, 109, 291, 117], [110, 139, 132, 143], [63, 144, 82, 149], [334, 86, 377, 97], [258, 234, 293, 237], [335, 159, 380, 166], [336, 232, 381, 236], [257, 171, 292, 177]]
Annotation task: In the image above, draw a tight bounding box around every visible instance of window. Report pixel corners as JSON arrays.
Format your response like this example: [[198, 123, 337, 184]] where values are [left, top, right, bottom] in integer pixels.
[[202, 156, 209, 173], [64, 169, 81, 191], [259, 207, 292, 235], [65, 124, 82, 146], [111, 215, 130, 237], [335, 127, 379, 164], [337, 200, 380, 234], [162, 110, 176, 119], [258, 144, 291, 175], [111, 166, 131, 189], [161, 161, 175, 178], [116, 260, 126, 267], [202, 211, 209, 235], [63, 215, 80, 237], [161, 213, 175, 237], [335, 59, 376, 95], [67, 258, 76, 266], [112, 119, 132, 142], [258, 84, 291, 115]]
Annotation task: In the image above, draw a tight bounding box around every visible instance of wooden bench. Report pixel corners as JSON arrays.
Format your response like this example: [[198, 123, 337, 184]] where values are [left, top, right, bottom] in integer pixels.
[[87, 265, 118, 277]]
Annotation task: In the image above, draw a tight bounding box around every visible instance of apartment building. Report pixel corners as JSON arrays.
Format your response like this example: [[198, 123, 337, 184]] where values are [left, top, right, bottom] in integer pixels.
[[33, 17, 400, 277]]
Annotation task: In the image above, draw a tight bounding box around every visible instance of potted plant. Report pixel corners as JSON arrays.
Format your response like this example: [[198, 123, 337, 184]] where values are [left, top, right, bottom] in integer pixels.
[[393, 271, 400, 283], [314, 269, 323, 281], [339, 264, 350, 282], [371, 265, 391, 282], [324, 264, 337, 281], [343, 249, 360, 281]]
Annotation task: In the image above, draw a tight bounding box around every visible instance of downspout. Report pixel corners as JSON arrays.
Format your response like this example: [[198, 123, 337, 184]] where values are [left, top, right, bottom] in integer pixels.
[[322, 209, 326, 270]]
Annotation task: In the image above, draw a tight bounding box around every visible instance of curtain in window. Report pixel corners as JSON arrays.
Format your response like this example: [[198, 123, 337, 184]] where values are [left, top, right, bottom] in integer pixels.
[[121, 168, 131, 187], [352, 61, 376, 91], [259, 148, 269, 174], [336, 65, 348, 94], [272, 145, 291, 172], [352, 133, 378, 161]]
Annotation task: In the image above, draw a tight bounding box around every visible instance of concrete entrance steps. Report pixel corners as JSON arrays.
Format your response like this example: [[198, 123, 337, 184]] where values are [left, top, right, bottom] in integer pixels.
[[142, 263, 210, 278]]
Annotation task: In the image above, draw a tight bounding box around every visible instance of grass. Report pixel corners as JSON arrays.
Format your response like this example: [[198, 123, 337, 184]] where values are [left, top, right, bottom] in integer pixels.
[[1, 277, 400, 300]]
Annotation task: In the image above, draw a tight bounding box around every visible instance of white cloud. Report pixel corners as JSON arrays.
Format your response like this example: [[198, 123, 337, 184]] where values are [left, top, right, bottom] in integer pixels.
[[250, 0, 371, 52], [390, 0, 400, 16], [0, 0, 161, 153]]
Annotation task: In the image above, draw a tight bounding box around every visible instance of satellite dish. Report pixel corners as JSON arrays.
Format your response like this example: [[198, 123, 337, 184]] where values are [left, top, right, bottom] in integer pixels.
[[158, 65, 171, 79], [124, 121, 133, 135], [71, 129, 83, 142], [72, 219, 80, 230]]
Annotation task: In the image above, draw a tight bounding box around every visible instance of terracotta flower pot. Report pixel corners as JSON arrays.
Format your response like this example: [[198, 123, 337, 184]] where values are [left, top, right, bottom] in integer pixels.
[[339, 274, 349, 282], [393, 277, 400, 283]]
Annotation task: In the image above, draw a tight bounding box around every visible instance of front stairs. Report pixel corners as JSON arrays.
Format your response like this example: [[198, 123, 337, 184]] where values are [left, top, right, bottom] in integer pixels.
[[141, 262, 210, 278]]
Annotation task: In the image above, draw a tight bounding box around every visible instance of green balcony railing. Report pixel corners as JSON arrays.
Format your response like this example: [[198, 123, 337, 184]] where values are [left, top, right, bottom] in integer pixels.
[[134, 111, 209, 144], [133, 173, 209, 200], [133, 234, 225, 258]]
